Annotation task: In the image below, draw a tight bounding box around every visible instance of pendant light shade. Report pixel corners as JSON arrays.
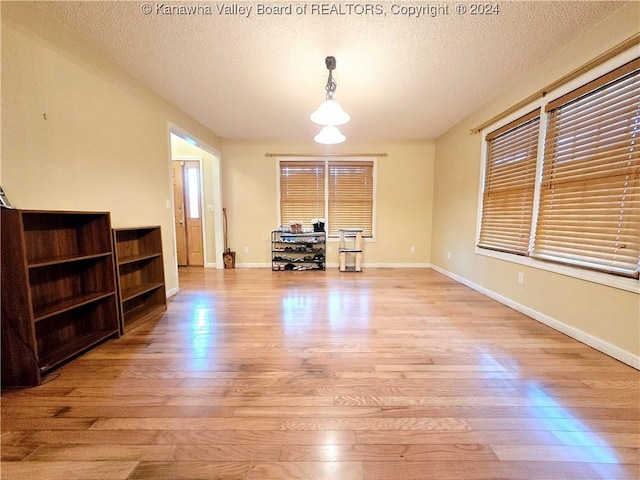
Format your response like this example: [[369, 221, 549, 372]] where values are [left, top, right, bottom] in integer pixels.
[[310, 99, 350, 126], [314, 125, 346, 145]]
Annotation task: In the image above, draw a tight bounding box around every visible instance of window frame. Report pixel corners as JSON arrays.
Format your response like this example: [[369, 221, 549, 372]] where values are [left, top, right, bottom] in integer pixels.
[[475, 48, 639, 293], [276, 156, 377, 242]]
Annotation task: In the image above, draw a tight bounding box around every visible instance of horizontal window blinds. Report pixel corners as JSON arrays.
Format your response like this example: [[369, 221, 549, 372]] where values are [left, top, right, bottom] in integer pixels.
[[328, 161, 374, 237], [279, 161, 325, 228], [478, 109, 540, 254], [533, 59, 640, 278]]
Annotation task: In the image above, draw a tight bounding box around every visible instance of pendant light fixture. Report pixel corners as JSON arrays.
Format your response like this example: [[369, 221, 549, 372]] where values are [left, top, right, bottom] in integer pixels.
[[311, 56, 349, 144], [314, 125, 346, 145]]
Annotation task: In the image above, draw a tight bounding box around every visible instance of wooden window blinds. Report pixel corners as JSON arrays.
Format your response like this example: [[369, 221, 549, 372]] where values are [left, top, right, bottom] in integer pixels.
[[279, 159, 375, 237], [533, 59, 640, 278], [279, 161, 325, 228], [328, 161, 374, 237], [478, 109, 540, 255]]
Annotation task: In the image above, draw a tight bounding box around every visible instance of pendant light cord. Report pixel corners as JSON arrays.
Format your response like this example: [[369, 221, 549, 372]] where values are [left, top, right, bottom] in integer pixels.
[[325, 56, 337, 100]]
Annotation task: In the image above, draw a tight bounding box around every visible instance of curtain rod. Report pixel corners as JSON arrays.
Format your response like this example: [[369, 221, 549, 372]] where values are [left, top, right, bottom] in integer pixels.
[[469, 32, 640, 135], [265, 152, 387, 157]]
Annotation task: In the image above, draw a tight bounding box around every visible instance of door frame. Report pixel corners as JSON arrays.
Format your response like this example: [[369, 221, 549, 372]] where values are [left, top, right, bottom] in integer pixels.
[[168, 124, 225, 287], [172, 157, 206, 267]]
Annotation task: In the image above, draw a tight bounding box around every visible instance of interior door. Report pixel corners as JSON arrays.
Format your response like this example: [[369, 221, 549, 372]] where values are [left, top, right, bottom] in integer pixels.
[[183, 161, 204, 266], [172, 162, 187, 266]]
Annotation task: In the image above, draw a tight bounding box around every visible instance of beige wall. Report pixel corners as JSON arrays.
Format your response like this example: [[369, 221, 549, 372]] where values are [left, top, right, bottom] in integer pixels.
[[220, 140, 435, 267], [431, 3, 640, 365], [1, 4, 222, 293]]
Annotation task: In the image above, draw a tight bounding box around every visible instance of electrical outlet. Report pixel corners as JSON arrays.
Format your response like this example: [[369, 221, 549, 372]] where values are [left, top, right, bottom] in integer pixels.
[[243, 246, 249, 254], [206, 204, 214, 211], [410, 246, 415, 254], [327, 246, 333, 254], [447, 251, 451, 260], [518, 272, 524, 284]]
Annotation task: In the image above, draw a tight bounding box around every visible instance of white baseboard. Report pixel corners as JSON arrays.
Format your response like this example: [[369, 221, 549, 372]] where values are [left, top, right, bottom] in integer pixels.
[[166, 287, 179, 298], [430, 264, 640, 370], [363, 263, 431, 268], [233, 262, 431, 269], [323, 262, 430, 269], [205, 262, 217, 268]]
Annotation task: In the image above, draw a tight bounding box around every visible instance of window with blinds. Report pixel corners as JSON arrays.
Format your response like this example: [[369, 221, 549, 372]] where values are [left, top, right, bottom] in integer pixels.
[[533, 59, 640, 278], [478, 56, 640, 280], [279, 161, 325, 228], [278, 159, 375, 237], [478, 109, 540, 255], [328, 161, 374, 237]]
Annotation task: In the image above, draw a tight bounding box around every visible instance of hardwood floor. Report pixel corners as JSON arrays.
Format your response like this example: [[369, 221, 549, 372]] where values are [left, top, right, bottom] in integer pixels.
[[2, 267, 638, 480]]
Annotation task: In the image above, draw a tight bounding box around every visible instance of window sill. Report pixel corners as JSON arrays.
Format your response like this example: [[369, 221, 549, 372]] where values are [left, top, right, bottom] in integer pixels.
[[327, 237, 375, 243], [475, 247, 639, 294]]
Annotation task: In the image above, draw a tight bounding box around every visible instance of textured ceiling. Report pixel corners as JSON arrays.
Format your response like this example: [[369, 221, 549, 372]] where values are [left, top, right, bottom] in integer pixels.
[[8, 1, 631, 142]]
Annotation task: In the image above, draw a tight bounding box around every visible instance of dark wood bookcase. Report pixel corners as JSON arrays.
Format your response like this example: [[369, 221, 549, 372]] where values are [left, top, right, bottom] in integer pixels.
[[112, 227, 166, 334], [1, 209, 120, 387]]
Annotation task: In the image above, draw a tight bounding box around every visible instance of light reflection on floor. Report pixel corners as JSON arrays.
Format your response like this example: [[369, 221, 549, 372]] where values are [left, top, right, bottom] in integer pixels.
[[328, 289, 370, 329], [527, 385, 619, 463], [481, 352, 619, 464], [280, 287, 370, 335], [281, 289, 316, 333], [189, 303, 217, 369]]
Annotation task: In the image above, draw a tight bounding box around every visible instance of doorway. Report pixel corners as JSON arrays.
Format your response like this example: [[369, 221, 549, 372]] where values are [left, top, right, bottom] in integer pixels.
[[168, 125, 224, 280], [172, 160, 204, 266]]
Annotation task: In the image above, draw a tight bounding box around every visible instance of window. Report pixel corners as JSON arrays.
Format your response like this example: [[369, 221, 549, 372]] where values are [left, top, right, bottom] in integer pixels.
[[278, 158, 375, 238], [328, 161, 374, 237], [478, 57, 640, 280], [478, 109, 540, 255], [534, 60, 640, 277], [186, 166, 201, 219], [279, 161, 325, 227]]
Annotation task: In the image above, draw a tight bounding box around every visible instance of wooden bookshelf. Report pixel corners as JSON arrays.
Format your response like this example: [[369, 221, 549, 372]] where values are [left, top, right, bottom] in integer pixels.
[[112, 227, 167, 334], [1, 209, 120, 387]]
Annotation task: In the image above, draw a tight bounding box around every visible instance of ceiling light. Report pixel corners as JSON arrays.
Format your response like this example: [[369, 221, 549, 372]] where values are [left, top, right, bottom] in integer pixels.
[[311, 99, 350, 126], [314, 125, 346, 145], [312, 56, 349, 144]]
